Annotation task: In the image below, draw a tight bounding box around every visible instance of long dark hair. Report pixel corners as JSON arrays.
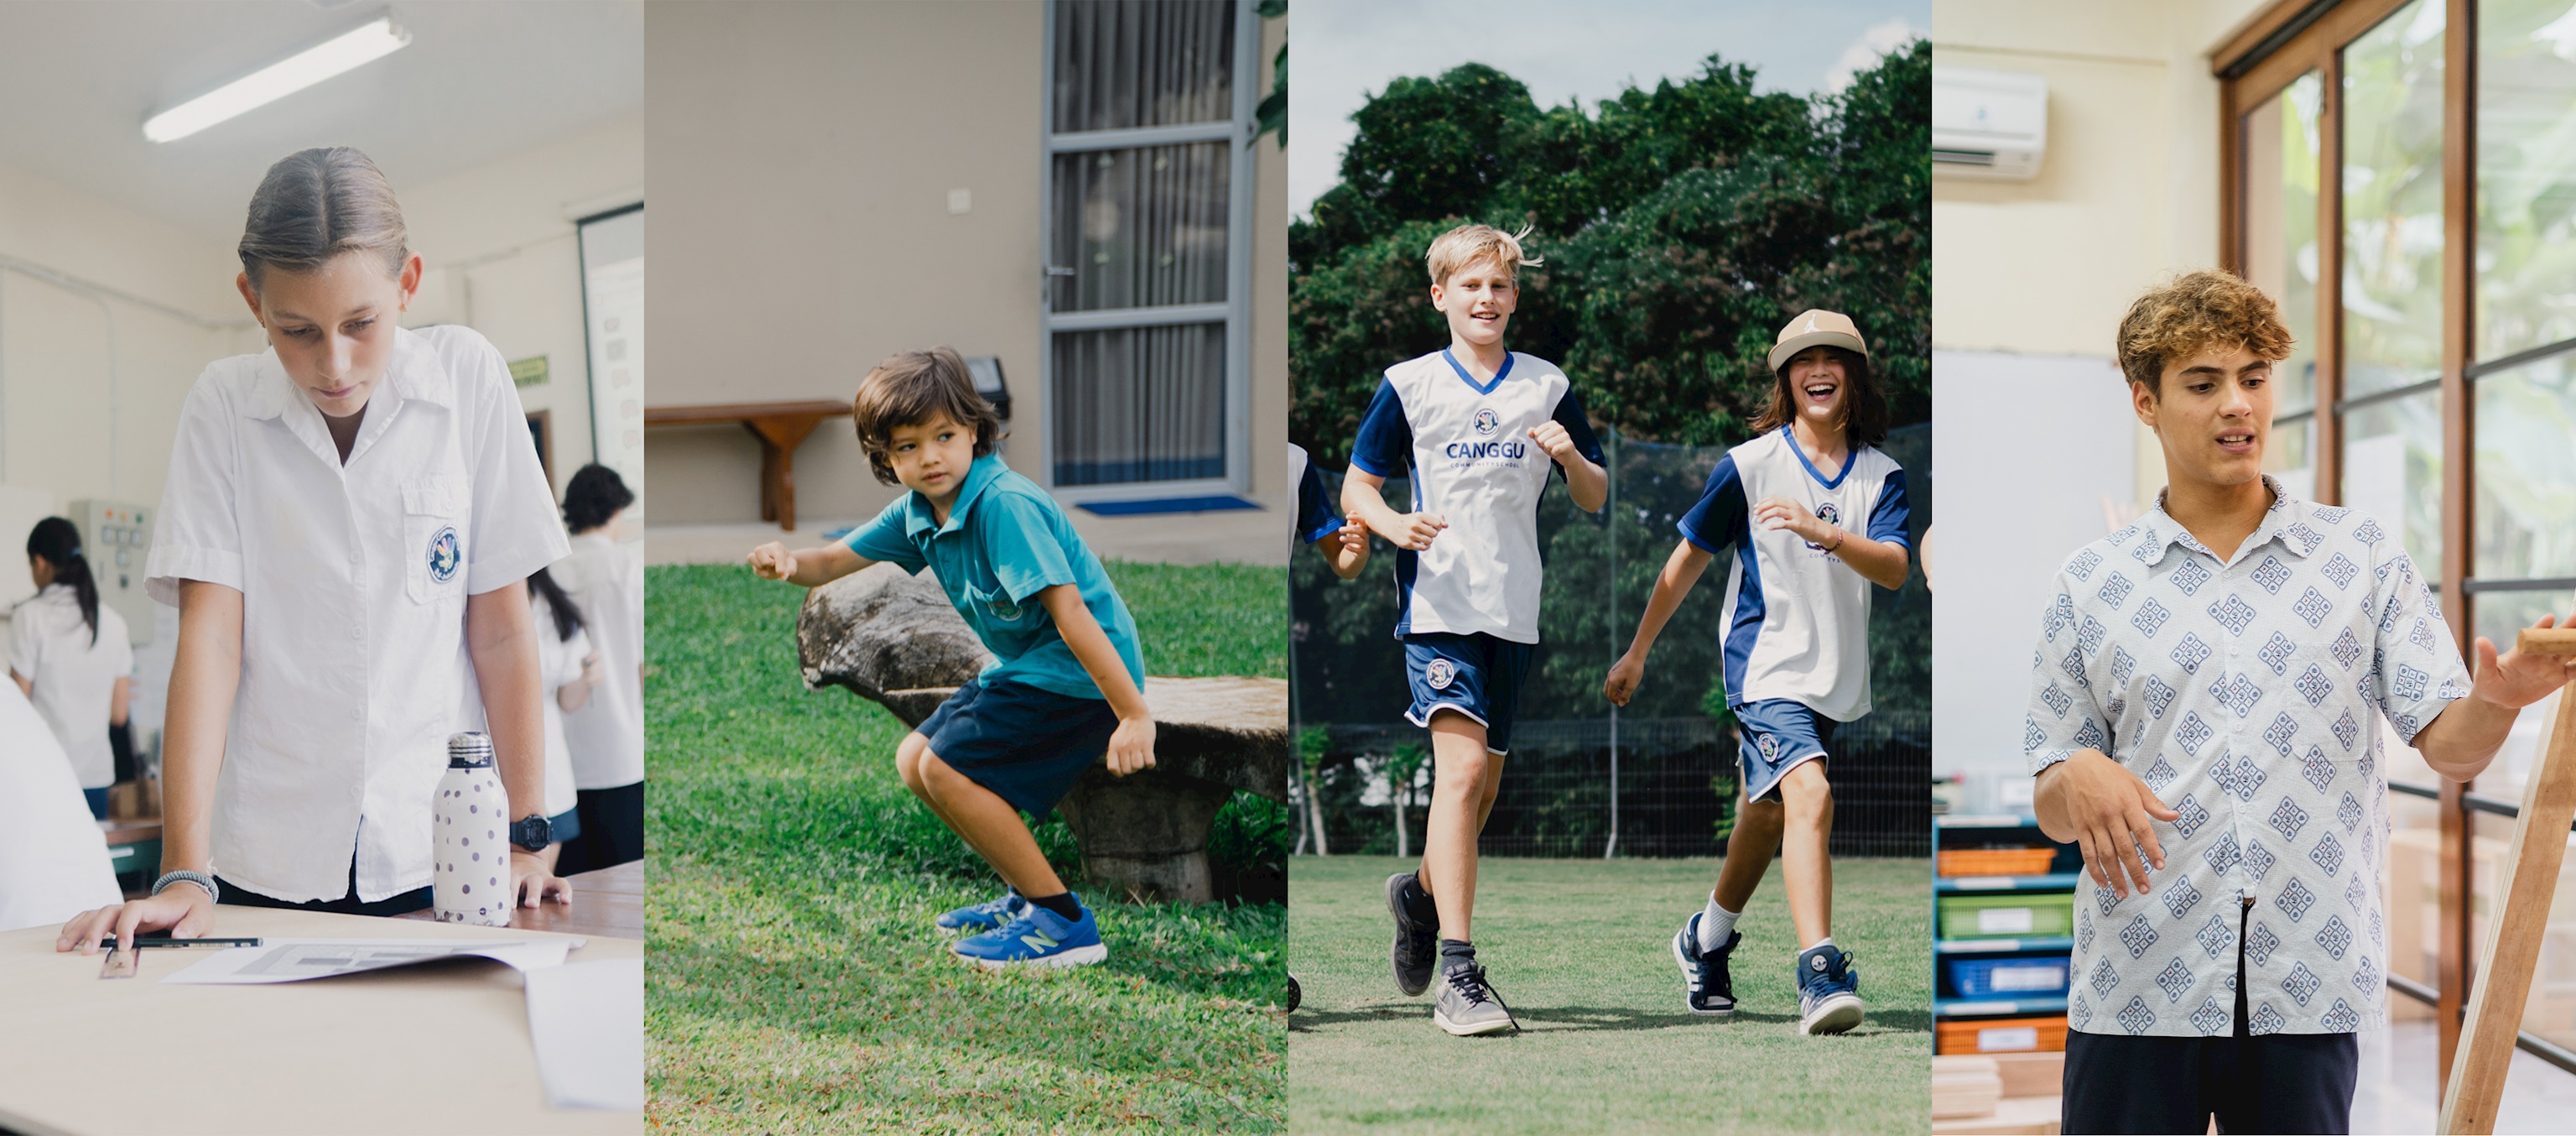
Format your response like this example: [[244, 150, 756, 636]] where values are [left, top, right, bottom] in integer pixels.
[[528, 566, 585, 643], [1750, 347, 1890, 447], [27, 518, 100, 646]]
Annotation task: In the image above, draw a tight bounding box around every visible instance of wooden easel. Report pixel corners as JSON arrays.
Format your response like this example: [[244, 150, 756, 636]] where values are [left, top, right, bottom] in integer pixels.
[[2438, 628, 2576, 1133]]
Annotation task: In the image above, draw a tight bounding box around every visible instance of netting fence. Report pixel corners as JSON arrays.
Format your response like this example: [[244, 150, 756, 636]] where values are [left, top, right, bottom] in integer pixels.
[[1289, 424, 1931, 860]]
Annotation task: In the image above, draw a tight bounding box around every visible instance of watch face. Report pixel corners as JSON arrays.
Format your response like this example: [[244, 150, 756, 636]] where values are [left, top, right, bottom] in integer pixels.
[[513, 814, 552, 850]]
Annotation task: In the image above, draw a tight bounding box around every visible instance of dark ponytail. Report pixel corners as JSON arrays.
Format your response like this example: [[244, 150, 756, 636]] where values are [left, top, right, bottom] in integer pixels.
[[528, 566, 585, 643], [27, 518, 99, 646]]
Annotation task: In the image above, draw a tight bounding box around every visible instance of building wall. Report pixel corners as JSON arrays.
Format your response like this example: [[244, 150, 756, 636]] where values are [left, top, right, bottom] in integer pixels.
[[644, 0, 1288, 528]]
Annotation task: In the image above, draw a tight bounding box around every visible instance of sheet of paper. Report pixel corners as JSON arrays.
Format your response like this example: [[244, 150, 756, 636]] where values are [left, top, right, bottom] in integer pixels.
[[523, 959, 643, 1111], [158, 938, 576, 984]]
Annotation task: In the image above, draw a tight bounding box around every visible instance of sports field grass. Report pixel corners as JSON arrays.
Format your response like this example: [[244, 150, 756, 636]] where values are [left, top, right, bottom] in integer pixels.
[[647, 561, 1288, 1133], [1289, 855, 1931, 1135]]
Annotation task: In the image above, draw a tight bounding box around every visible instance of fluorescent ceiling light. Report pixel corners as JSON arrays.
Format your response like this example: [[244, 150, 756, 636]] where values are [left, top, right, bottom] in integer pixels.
[[143, 16, 411, 143]]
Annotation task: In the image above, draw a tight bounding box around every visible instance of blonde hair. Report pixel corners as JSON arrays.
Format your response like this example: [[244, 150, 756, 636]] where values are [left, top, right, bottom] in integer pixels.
[[237, 147, 410, 290], [2116, 270, 2294, 395], [851, 347, 1004, 486], [1425, 223, 1543, 287]]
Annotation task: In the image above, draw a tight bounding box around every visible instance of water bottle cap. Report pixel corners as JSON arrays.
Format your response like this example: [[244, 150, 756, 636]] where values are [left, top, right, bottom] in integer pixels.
[[446, 732, 495, 769]]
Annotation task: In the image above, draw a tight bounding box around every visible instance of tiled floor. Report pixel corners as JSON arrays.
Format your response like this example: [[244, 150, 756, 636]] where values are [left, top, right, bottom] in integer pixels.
[[2353, 1019, 2576, 1133]]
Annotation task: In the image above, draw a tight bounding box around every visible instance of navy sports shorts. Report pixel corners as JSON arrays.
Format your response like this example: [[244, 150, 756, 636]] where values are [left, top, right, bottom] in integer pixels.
[[1402, 632, 1533, 753], [917, 677, 1121, 816], [1736, 698, 1837, 803]]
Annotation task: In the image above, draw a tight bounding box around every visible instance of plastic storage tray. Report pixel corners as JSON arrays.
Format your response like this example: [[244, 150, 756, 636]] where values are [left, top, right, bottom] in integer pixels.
[[1938, 892, 2074, 939], [1944, 956, 2071, 998]]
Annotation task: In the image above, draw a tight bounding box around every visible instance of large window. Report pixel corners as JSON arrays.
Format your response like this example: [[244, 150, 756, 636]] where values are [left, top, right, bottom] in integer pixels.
[[1040, 0, 1258, 497]]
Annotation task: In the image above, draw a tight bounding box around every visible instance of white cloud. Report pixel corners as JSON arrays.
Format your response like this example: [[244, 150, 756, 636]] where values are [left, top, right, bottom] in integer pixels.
[[1823, 18, 1922, 93]]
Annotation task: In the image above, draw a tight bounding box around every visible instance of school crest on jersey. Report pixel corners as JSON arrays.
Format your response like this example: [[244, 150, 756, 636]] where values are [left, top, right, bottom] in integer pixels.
[[1472, 408, 1500, 436], [1804, 503, 1842, 552], [427, 526, 462, 583], [1425, 658, 1457, 690]]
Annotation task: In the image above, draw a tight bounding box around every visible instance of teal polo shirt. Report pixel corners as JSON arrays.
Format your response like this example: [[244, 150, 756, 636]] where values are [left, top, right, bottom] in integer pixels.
[[842, 452, 1145, 701]]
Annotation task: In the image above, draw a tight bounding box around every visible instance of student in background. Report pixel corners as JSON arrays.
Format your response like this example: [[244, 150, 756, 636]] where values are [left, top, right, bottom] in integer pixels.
[[0, 683, 121, 933], [554, 463, 643, 873], [10, 518, 133, 821], [529, 565, 599, 873]]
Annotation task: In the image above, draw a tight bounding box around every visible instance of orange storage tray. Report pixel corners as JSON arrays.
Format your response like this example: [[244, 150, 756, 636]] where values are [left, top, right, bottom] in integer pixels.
[[1936, 1014, 2068, 1055], [1938, 847, 2060, 877]]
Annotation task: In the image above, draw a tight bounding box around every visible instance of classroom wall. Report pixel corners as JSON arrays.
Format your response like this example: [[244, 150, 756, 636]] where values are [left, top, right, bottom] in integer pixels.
[[644, 1, 1289, 528], [399, 114, 646, 502]]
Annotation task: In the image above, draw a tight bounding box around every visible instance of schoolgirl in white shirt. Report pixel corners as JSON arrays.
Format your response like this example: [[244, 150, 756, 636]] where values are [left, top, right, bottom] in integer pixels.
[[56, 147, 571, 951], [553, 463, 643, 873], [9, 518, 133, 821], [528, 565, 599, 871]]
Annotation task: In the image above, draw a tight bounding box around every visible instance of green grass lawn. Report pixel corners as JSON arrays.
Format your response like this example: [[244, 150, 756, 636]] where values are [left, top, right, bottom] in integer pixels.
[[648, 560, 1288, 1133], [1289, 855, 1931, 1135]]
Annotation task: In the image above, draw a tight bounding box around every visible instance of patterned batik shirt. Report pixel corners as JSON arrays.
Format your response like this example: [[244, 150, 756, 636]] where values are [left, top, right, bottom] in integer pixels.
[[2024, 477, 2471, 1037]]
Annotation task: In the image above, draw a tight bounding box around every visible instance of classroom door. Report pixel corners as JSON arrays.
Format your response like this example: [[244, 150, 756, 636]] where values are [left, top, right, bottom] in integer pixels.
[[1039, 0, 1257, 499]]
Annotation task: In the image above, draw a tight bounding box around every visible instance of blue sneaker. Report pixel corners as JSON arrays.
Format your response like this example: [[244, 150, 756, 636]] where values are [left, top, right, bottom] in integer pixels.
[[1795, 942, 1864, 1035], [1672, 914, 1739, 1016], [935, 888, 1026, 934], [952, 899, 1108, 968]]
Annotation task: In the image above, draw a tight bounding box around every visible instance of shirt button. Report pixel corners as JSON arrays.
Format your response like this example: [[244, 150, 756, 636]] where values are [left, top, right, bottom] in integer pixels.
[[350, 627, 362, 639], [350, 709, 362, 722]]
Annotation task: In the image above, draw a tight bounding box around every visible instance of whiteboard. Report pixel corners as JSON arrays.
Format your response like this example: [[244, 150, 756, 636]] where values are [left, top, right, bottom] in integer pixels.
[[579, 206, 644, 523], [1931, 350, 2138, 788]]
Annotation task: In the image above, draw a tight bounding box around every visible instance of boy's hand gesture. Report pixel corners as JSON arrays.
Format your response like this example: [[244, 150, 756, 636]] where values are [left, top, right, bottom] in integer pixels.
[[1527, 421, 1580, 465], [1387, 513, 1448, 551], [1106, 715, 1157, 776], [2040, 748, 2181, 899], [1602, 649, 1646, 706], [747, 541, 798, 581], [2470, 613, 2576, 710], [1754, 496, 1836, 547]]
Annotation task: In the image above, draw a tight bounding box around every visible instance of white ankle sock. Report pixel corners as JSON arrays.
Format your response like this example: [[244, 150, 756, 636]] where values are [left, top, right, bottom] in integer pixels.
[[1803, 935, 1834, 956], [1698, 897, 1741, 952]]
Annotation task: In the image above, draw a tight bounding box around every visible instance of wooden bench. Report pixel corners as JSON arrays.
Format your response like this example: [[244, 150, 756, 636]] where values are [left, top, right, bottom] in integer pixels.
[[643, 399, 851, 531]]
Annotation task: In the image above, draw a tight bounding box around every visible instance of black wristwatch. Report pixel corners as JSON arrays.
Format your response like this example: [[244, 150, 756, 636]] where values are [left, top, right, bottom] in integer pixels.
[[509, 812, 554, 852]]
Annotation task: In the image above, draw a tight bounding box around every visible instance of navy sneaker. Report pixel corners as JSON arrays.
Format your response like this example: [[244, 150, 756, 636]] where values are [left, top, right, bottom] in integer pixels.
[[1386, 873, 1439, 997], [934, 888, 1026, 934], [1672, 914, 1740, 1016], [1795, 942, 1864, 1035], [952, 899, 1107, 968]]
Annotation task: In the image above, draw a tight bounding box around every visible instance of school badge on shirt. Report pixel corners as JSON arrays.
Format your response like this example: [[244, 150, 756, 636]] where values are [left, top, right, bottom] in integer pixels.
[[427, 526, 462, 583], [1804, 503, 1841, 552]]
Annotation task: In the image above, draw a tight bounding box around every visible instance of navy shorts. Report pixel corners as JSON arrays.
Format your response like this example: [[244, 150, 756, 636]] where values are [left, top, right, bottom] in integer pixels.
[[1736, 698, 1837, 803], [1402, 633, 1533, 753], [917, 678, 1121, 816]]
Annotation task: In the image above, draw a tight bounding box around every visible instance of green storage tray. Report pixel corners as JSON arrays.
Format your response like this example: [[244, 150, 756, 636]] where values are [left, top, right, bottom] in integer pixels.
[[1939, 892, 2074, 939]]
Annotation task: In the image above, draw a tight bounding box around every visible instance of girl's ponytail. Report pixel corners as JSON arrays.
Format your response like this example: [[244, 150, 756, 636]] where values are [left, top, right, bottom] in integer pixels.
[[26, 518, 100, 646], [528, 566, 585, 643]]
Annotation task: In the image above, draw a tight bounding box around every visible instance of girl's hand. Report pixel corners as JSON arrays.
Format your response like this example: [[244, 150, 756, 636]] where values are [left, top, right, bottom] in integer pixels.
[[580, 651, 604, 689], [1603, 650, 1646, 706], [747, 542, 798, 581], [1754, 497, 1834, 546], [1337, 512, 1371, 557], [1105, 715, 1158, 776], [1527, 421, 1580, 464], [510, 851, 573, 909], [1390, 512, 1448, 551], [57, 884, 216, 955]]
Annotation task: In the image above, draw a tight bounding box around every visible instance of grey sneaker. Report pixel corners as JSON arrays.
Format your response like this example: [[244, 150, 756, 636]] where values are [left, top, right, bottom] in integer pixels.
[[1432, 961, 1518, 1036], [1386, 873, 1439, 998]]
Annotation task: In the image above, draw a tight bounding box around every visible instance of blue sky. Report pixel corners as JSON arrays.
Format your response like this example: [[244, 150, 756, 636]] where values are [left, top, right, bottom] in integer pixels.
[[1289, 0, 1930, 217]]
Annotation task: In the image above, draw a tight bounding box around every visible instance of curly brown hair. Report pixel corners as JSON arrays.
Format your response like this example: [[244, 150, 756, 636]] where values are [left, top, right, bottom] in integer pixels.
[[2116, 270, 2294, 395], [851, 347, 1003, 486]]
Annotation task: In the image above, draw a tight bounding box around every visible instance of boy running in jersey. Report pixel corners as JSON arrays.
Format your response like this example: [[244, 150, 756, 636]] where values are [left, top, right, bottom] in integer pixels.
[[1344, 223, 1607, 1036], [1602, 310, 1912, 1035]]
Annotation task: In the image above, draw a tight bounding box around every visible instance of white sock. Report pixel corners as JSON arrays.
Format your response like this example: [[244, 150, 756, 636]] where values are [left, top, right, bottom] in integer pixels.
[[1803, 935, 1834, 956], [1698, 896, 1741, 952]]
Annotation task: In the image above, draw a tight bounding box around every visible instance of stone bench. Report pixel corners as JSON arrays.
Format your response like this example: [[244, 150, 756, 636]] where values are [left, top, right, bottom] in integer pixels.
[[799, 563, 1288, 903]]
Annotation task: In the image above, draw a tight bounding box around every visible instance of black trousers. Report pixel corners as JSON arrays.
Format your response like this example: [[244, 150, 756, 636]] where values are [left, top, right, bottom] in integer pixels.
[[216, 857, 431, 917], [556, 780, 643, 876], [2062, 899, 2360, 1134]]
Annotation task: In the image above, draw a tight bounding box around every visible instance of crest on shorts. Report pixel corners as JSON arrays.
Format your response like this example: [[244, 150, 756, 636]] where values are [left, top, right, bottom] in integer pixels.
[[1425, 658, 1457, 690], [1472, 408, 1500, 436], [1756, 732, 1780, 761], [1804, 503, 1842, 552], [427, 526, 461, 583]]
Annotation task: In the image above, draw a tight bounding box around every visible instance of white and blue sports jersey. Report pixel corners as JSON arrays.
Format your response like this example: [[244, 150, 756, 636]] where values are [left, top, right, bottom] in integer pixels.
[[1289, 443, 1340, 546], [1678, 426, 1911, 722], [1350, 348, 1604, 644]]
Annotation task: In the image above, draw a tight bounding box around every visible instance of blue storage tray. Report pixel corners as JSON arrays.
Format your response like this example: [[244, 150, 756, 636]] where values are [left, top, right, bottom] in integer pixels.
[[1944, 956, 2070, 998]]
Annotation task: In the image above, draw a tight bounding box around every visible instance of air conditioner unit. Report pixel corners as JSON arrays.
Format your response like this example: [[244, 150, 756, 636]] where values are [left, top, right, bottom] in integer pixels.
[[1933, 66, 2048, 181]]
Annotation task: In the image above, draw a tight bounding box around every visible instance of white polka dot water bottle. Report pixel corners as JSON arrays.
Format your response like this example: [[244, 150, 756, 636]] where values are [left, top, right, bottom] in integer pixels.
[[434, 732, 510, 926]]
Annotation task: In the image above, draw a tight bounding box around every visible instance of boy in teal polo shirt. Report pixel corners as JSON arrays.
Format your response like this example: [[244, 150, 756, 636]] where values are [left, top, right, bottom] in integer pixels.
[[750, 347, 1153, 967]]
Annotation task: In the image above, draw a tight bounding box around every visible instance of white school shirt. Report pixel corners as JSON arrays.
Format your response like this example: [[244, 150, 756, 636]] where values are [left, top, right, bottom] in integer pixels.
[[1348, 349, 1604, 644], [8, 585, 133, 789], [533, 589, 591, 821], [555, 531, 644, 789], [1676, 428, 1912, 722], [2023, 479, 2469, 1037], [0, 683, 121, 932], [145, 324, 569, 904]]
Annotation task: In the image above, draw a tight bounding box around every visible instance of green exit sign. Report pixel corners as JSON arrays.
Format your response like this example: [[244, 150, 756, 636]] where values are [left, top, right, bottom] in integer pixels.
[[510, 356, 549, 388]]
